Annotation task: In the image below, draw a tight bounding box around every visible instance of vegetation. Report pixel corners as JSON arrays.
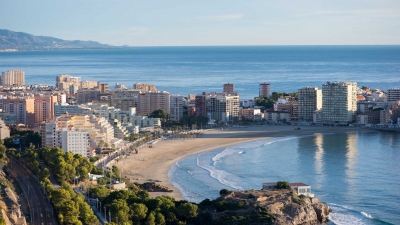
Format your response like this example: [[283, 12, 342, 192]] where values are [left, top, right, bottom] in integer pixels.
[[275, 181, 290, 189]]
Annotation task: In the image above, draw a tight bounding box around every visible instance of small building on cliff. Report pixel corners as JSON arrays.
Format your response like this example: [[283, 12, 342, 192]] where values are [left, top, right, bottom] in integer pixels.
[[262, 182, 314, 197]]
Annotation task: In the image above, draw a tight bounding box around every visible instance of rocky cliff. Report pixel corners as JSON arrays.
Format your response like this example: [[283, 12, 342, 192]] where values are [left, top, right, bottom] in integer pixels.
[[197, 189, 331, 225]]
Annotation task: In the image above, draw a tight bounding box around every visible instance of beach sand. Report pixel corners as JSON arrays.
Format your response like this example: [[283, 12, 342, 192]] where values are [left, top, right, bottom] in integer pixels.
[[116, 125, 361, 200]]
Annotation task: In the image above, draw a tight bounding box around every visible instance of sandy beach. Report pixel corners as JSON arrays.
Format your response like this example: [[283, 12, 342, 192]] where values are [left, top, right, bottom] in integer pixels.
[[117, 125, 362, 200]]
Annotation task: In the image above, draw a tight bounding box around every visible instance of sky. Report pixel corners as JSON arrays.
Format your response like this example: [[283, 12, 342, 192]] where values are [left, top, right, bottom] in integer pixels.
[[1, 0, 399, 46]]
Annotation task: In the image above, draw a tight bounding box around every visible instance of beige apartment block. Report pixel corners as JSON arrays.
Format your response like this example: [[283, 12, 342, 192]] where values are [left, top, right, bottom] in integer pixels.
[[34, 95, 58, 124], [1, 98, 35, 126], [110, 89, 141, 111], [322, 81, 357, 125], [2, 69, 25, 86], [138, 91, 171, 116], [298, 87, 322, 122], [134, 83, 158, 92], [81, 80, 98, 89], [56, 74, 82, 91]]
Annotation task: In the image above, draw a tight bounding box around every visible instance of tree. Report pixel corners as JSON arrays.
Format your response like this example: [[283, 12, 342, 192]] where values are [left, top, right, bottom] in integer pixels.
[[177, 202, 198, 220], [276, 181, 290, 189], [149, 109, 169, 123], [145, 212, 156, 225], [110, 199, 130, 223], [196, 115, 209, 127], [130, 203, 148, 221], [89, 186, 110, 201]]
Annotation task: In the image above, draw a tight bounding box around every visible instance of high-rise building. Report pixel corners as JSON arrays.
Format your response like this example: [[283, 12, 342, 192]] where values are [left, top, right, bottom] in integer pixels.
[[34, 95, 58, 124], [1, 98, 35, 126], [56, 74, 82, 92], [2, 70, 25, 86], [170, 95, 184, 121], [110, 89, 141, 111], [259, 82, 271, 98], [194, 93, 207, 117], [322, 81, 357, 125], [388, 88, 400, 102], [223, 83, 234, 94], [298, 87, 322, 122], [61, 128, 90, 157], [138, 91, 170, 116], [206, 93, 240, 122]]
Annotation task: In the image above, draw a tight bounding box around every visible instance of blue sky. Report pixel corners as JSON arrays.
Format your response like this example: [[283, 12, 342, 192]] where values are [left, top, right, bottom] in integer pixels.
[[1, 0, 399, 46]]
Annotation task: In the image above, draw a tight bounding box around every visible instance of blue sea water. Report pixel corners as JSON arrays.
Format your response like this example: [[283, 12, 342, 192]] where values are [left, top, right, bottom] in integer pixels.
[[169, 130, 400, 225], [1, 46, 400, 99]]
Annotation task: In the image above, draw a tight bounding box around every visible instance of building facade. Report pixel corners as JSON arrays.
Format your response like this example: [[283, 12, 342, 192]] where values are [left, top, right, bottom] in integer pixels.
[[170, 95, 184, 121], [388, 88, 400, 102], [259, 82, 271, 98], [298, 87, 322, 122], [321, 81, 358, 125], [2, 70, 25, 86]]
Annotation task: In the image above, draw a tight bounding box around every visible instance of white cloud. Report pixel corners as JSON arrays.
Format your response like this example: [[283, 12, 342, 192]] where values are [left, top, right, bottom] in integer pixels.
[[128, 27, 149, 36], [200, 13, 243, 21], [304, 9, 400, 18]]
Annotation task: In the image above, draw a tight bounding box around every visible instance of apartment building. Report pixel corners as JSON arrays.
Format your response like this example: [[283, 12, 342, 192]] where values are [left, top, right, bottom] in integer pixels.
[[110, 89, 141, 111], [61, 128, 90, 157], [77, 89, 101, 104], [56, 74, 82, 92], [1, 98, 35, 126], [138, 91, 170, 116], [205, 93, 240, 122], [2, 70, 25, 86], [80, 80, 98, 89], [54, 103, 90, 117], [170, 94, 184, 121], [34, 95, 58, 124], [133, 83, 157, 92], [298, 87, 322, 122], [321, 81, 358, 125], [240, 108, 262, 121], [259, 82, 271, 98], [388, 88, 400, 102], [223, 83, 234, 94], [264, 110, 290, 123]]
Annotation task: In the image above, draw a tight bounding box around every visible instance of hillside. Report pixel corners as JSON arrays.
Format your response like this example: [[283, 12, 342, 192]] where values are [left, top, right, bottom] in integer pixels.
[[197, 189, 332, 225], [0, 29, 114, 50]]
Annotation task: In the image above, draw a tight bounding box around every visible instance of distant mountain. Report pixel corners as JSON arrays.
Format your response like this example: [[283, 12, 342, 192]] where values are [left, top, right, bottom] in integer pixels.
[[0, 29, 115, 50]]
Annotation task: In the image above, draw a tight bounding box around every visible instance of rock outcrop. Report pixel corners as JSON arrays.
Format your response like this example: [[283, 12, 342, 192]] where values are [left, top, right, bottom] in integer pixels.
[[198, 189, 331, 225]]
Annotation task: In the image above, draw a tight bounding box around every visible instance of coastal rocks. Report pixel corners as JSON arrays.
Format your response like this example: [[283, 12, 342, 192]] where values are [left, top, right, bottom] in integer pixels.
[[198, 189, 331, 225], [138, 182, 173, 192]]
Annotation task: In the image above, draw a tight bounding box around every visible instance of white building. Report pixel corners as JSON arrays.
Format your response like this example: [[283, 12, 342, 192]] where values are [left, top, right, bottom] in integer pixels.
[[205, 93, 240, 122], [322, 81, 357, 125], [54, 103, 90, 117], [170, 94, 184, 121], [61, 128, 90, 157]]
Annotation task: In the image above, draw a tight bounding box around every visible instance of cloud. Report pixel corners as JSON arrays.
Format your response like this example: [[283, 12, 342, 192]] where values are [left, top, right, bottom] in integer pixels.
[[200, 13, 243, 21], [304, 9, 400, 18], [128, 27, 149, 36]]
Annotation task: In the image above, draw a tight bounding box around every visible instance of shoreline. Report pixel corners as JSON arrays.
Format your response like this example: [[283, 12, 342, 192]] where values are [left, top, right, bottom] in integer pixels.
[[117, 125, 364, 200]]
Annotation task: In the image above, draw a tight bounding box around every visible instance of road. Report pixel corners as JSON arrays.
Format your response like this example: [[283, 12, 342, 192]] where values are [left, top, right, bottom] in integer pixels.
[[7, 157, 58, 225]]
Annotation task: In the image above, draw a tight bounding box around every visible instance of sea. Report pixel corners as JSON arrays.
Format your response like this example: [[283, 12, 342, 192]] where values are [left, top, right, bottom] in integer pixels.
[[1, 46, 400, 224], [1, 46, 400, 99]]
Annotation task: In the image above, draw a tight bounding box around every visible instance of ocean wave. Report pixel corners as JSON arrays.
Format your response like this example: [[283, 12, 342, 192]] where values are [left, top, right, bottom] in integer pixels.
[[361, 212, 373, 219], [197, 153, 244, 190]]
